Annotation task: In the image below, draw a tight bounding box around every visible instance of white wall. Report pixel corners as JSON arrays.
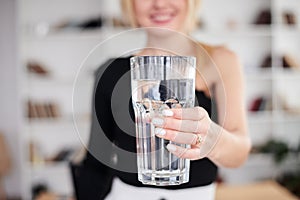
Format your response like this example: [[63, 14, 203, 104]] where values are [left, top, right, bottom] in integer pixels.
[[0, 0, 23, 197]]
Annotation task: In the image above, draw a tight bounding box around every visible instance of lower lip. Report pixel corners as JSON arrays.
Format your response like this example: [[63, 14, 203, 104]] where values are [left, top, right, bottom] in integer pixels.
[[151, 17, 173, 25]]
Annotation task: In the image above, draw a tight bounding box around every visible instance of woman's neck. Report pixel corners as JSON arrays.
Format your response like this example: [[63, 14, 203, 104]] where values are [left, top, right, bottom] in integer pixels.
[[140, 31, 196, 56]]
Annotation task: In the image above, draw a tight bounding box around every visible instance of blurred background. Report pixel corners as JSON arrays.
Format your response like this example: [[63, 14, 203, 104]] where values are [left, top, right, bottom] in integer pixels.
[[0, 0, 300, 199]]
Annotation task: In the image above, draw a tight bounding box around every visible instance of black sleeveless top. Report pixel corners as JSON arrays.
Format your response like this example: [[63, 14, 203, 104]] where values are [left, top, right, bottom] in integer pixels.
[[83, 57, 218, 199]]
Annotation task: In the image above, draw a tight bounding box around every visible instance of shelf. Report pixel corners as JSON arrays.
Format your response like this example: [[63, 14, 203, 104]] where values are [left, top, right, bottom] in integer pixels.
[[273, 25, 300, 35], [274, 69, 300, 79], [23, 28, 104, 40], [20, 74, 95, 101], [193, 25, 272, 37], [250, 153, 300, 165], [23, 115, 91, 134], [219, 153, 300, 185], [247, 111, 273, 123], [245, 68, 273, 80], [23, 24, 275, 42], [22, 27, 132, 41], [248, 110, 300, 123], [25, 73, 94, 86], [25, 114, 90, 125], [246, 153, 274, 166], [273, 111, 300, 122], [28, 161, 70, 171]]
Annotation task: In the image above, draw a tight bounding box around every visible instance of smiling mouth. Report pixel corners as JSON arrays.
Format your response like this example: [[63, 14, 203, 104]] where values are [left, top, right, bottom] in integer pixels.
[[150, 13, 175, 24]]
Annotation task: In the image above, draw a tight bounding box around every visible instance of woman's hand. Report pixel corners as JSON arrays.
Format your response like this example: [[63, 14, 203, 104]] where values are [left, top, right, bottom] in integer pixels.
[[151, 107, 221, 160]]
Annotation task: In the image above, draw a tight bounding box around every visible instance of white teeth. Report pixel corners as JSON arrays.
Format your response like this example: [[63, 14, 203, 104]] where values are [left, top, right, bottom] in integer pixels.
[[153, 15, 171, 22]]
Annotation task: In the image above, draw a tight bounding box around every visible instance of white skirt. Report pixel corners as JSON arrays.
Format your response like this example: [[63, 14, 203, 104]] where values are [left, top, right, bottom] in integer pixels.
[[105, 178, 216, 200]]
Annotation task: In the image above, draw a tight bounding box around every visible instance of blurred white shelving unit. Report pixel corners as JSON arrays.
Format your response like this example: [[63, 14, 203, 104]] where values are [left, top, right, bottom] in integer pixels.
[[18, 0, 300, 198], [18, 0, 108, 199], [197, 0, 300, 184]]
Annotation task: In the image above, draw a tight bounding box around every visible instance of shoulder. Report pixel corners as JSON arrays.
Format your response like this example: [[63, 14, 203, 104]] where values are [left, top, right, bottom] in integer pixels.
[[199, 43, 242, 81], [210, 46, 240, 66], [200, 43, 240, 68]]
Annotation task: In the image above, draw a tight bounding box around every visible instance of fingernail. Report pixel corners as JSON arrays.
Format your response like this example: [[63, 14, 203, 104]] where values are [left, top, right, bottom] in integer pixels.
[[162, 109, 173, 117], [152, 118, 164, 126], [167, 144, 177, 152], [155, 128, 166, 136]]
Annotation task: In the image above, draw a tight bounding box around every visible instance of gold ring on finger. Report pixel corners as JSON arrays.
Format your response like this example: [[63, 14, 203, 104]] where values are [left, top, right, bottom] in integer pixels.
[[196, 134, 203, 145]]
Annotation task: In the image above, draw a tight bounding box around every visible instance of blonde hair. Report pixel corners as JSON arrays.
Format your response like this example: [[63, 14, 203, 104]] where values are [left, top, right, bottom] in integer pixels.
[[121, 0, 201, 33]]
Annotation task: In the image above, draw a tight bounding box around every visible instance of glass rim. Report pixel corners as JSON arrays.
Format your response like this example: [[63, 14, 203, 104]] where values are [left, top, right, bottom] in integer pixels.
[[131, 55, 196, 60]]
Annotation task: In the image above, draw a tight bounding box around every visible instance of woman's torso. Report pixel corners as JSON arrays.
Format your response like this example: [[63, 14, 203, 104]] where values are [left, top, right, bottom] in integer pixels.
[[94, 56, 218, 189]]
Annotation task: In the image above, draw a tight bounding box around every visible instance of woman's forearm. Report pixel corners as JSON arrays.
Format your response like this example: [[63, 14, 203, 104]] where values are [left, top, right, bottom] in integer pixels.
[[206, 121, 252, 168]]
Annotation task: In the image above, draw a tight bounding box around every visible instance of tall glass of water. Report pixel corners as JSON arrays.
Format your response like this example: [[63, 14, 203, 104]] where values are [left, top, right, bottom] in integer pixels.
[[130, 56, 196, 186]]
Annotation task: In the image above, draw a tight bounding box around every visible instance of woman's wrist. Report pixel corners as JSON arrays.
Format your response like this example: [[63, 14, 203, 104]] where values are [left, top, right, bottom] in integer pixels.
[[205, 122, 252, 168], [200, 121, 223, 159]]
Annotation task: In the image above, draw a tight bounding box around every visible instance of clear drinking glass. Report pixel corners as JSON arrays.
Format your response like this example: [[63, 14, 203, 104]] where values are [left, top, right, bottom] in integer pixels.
[[130, 56, 196, 186]]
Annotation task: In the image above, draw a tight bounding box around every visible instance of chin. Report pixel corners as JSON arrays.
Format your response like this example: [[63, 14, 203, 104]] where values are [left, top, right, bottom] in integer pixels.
[[145, 26, 183, 37]]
